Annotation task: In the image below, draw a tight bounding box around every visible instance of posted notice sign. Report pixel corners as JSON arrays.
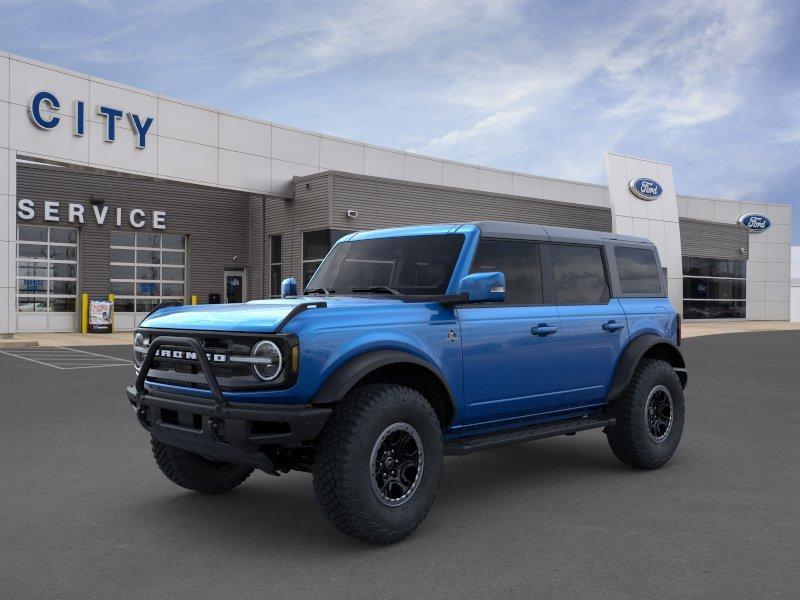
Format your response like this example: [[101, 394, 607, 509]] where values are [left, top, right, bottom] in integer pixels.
[[88, 300, 113, 333]]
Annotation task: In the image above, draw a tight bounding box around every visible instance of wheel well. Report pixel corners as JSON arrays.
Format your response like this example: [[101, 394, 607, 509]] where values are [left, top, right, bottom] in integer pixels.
[[354, 362, 454, 427], [642, 342, 687, 387]]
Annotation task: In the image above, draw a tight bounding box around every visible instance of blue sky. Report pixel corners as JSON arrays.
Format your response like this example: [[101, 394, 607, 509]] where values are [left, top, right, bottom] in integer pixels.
[[2, 0, 799, 240]]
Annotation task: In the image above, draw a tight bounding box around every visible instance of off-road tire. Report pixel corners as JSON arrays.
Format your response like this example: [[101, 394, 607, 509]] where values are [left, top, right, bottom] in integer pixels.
[[151, 438, 253, 494], [312, 383, 444, 544], [606, 358, 685, 469]]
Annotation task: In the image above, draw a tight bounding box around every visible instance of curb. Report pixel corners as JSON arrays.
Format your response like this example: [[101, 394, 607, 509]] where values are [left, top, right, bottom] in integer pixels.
[[0, 340, 39, 349]]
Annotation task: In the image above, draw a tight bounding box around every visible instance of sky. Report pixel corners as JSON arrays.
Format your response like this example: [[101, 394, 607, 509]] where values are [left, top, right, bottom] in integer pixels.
[[1, 0, 799, 241]]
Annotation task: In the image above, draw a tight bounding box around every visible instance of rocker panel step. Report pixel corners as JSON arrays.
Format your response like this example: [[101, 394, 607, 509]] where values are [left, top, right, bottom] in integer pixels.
[[444, 416, 615, 455]]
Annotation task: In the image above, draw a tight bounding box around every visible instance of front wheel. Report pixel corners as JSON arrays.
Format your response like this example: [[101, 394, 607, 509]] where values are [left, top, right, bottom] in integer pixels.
[[151, 438, 253, 494], [605, 358, 685, 469], [312, 383, 443, 544]]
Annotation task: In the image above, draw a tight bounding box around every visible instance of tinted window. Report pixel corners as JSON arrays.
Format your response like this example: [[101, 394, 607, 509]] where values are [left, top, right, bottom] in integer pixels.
[[614, 247, 662, 294], [550, 244, 608, 304], [307, 234, 464, 295], [470, 240, 542, 304]]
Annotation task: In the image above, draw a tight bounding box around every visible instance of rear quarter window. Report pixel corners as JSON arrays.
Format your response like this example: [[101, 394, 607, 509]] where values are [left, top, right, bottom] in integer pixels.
[[614, 246, 662, 294]]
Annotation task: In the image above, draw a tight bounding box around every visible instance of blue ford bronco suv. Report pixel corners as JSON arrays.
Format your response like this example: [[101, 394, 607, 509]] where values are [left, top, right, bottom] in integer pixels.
[[128, 221, 686, 544]]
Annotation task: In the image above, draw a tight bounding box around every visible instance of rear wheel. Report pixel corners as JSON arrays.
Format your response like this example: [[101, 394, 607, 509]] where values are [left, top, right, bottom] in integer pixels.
[[606, 358, 685, 469], [151, 438, 253, 494], [312, 383, 443, 544]]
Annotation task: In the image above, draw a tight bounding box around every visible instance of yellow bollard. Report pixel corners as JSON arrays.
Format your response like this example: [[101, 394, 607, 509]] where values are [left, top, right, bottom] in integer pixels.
[[108, 293, 115, 333], [191, 295, 198, 306], [81, 293, 89, 334]]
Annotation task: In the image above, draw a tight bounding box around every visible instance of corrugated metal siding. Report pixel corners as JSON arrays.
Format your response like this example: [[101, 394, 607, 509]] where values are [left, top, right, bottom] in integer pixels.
[[679, 218, 749, 260], [16, 163, 249, 302], [323, 172, 612, 232], [247, 195, 265, 299], [272, 175, 330, 282]]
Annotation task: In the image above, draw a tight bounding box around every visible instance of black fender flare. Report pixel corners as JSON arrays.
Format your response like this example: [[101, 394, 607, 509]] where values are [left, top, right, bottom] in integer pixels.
[[606, 334, 687, 403], [311, 349, 457, 425]]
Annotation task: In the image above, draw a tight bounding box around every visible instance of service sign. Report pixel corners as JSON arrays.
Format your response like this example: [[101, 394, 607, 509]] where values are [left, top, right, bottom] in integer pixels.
[[628, 178, 663, 201], [88, 300, 113, 333], [737, 213, 771, 233]]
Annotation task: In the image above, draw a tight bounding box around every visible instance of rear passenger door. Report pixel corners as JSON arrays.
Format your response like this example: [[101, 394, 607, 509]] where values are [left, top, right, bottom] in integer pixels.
[[544, 243, 628, 410], [458, 239, 563, 426]]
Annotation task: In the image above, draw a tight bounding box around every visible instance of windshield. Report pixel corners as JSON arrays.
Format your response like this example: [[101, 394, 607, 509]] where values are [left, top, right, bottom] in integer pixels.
[[305, 234, 465, 296]]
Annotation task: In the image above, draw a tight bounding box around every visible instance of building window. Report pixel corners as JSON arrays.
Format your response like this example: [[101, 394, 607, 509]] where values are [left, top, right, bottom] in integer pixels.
[[269, 235, 282, 298], [301, 229, 352, 289], [682, 256, 746, 319], [110, 232, 186, 314], [16, 225, 78, 312]]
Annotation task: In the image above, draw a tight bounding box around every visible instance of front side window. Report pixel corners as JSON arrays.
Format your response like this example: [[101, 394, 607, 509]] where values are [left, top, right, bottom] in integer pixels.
[[470, 239, 542, 304], [307, 234, 465, 296], [16, 225, 78, 312], [550, 244, 609, 304], [614, 246, 663, 294], [110, 232, 186, 313]]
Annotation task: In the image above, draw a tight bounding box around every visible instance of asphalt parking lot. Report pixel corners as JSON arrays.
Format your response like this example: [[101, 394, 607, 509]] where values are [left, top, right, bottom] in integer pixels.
[[1, 332, 799, 599]]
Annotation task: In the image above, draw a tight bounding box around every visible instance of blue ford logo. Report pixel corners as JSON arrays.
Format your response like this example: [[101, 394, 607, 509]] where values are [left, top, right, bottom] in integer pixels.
[[737, 213, 771, 233], [628, 178, 663, 201]]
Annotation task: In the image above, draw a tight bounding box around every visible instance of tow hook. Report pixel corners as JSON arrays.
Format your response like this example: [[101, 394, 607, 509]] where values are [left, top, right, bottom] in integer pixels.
[[209, 417, 225, 441], [135, 406, 150, 426]]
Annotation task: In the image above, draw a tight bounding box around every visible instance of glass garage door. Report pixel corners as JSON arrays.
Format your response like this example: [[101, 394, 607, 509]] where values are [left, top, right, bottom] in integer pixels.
[[16, 225, 79, 332], [110, 232, 186, 330], [682, 256, 746, 319]]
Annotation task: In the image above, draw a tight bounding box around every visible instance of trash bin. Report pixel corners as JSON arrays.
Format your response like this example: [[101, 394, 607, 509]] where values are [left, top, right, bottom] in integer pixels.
[[209, 293, 221, 304]]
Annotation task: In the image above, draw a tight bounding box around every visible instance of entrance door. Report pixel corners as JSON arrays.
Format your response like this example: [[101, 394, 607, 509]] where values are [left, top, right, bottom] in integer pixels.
[[224, 269, 246, 303]]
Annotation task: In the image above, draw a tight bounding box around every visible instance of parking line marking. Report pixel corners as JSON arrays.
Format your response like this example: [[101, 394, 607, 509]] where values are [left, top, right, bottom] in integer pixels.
[[0, 349, 67, 369], [0, 346, 132, 369], [55, 347, 132, 362]]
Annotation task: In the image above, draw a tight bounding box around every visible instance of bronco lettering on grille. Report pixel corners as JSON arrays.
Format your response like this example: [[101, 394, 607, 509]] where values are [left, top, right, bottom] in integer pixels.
[[154, 349, 228, 363]]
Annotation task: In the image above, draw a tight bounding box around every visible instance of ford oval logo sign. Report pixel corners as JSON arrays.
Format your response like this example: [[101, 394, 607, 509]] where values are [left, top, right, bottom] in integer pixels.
[[737, 213, 771, 233], [628, 178, 663, 201]]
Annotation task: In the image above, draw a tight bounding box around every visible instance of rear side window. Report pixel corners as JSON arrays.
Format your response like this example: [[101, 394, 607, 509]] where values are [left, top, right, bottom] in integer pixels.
[[550, 244, 609, 304], [614, 246, 662, 294], [470, 240, 542, 304]]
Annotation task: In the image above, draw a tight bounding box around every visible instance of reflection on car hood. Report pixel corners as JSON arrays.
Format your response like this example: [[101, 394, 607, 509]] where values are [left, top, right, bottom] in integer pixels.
[[139, 295, 406, 333]]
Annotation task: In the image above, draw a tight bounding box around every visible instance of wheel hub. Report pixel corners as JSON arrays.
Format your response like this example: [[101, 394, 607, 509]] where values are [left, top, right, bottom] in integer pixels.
[[645, 384, 674, 444], [369, 422, 424, 507]]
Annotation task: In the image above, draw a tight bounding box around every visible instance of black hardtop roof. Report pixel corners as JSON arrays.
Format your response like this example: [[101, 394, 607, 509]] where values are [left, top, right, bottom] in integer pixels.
[[471, 220, 653, 245]]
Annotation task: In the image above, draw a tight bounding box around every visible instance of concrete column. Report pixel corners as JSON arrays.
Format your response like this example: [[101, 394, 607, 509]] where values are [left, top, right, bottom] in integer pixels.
[[605, 153, 683, 314], [1, 51, 12, 334]]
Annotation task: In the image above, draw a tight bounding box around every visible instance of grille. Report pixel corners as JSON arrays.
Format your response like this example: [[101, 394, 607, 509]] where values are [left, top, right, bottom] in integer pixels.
[[139, 332, 265, 390]]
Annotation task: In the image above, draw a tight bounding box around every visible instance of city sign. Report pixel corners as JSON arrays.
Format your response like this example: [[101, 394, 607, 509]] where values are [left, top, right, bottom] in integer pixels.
[[28, 90, 155, 148]]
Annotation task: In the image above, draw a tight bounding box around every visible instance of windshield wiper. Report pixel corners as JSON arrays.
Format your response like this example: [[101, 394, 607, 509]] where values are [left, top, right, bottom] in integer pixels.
[[351, 285, 401, 296], [305, 287, 335, 295]]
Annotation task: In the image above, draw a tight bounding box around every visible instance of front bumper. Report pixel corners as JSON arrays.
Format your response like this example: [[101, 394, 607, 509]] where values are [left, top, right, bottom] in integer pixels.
[[127, 334, 330, 473], [128, 387, 331, 473]]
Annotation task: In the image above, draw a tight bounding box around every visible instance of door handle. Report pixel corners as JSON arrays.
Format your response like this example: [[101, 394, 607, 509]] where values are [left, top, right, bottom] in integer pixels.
[[531, 323, 558, 337], [602, 320, 625, 332]]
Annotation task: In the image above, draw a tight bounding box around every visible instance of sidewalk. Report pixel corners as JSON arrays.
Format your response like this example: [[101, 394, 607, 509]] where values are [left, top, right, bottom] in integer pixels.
[[681, 320, 800, 338], [0, 332, 132, 348], [1, 321, 798, 348]]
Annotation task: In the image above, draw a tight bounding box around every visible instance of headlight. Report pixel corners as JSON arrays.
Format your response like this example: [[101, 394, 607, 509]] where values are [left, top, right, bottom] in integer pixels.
[[133, 332, 147, 371], [250, 340, 283, 381]]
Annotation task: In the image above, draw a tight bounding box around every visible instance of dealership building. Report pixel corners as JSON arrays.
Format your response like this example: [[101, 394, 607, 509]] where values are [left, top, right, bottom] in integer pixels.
[[0, 51, 793, 333]]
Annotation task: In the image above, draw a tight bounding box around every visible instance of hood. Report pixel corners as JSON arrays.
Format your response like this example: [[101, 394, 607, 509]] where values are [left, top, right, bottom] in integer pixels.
[[139, 295, 405, 333]]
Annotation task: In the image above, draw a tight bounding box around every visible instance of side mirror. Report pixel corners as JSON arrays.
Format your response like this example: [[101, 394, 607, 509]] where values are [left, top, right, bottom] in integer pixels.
[[455, 272, 506, 303], [281, 277, 298, 298]]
